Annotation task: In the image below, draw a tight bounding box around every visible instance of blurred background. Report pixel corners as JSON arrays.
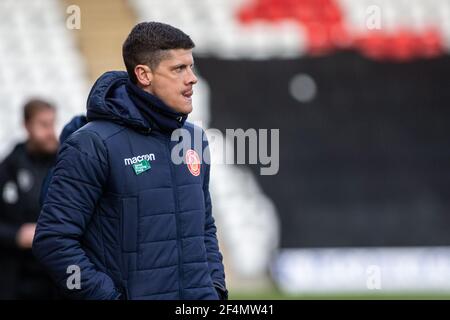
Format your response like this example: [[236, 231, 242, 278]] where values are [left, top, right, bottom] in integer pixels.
[[0, 0, 450, 299]]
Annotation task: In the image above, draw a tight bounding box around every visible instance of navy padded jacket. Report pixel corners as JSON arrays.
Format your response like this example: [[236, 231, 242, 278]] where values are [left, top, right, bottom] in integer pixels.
[[33, 71, 227, 300]]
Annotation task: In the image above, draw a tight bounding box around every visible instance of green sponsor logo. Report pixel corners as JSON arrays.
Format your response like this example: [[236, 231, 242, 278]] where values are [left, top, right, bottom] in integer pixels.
[[132, 159, 151, 175]]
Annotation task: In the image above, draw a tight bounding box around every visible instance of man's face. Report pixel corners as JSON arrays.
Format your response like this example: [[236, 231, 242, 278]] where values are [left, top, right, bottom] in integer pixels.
[[25, 109, 58, 154], [148, 49, 198, 114]]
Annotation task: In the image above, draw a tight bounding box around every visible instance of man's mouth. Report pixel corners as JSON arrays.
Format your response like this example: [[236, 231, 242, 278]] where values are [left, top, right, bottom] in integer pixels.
[[182, 89, 193, 100]]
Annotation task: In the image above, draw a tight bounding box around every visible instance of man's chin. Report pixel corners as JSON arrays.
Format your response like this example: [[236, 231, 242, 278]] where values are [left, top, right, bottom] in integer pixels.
[[27, 141, 58, 155], [177, 103, 193, 115], [40, 143, 59, 155]]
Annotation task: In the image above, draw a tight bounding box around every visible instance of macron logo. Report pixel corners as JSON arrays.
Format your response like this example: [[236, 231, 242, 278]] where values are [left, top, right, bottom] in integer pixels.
[[124, 153, 156, 166]]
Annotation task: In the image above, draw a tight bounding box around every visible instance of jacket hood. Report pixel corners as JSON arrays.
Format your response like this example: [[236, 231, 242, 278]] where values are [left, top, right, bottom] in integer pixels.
[[86, 71, 152, 133]]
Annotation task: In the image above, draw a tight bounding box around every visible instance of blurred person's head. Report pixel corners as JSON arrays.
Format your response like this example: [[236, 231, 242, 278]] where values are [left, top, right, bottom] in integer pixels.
[[23, 99, 58, 155], [122, 22, 197, 114]]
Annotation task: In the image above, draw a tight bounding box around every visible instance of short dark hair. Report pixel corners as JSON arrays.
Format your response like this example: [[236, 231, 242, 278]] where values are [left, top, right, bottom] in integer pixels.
[[23, 99, 55, 123], [122, 22, 195, 83]]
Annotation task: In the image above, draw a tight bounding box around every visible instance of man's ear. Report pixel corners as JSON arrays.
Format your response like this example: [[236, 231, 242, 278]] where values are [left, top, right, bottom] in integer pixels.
[[134, 64, 153, 87]]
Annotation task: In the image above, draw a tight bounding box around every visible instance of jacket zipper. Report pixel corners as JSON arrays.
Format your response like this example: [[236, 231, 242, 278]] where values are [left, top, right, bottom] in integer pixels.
[[166, 138, 184, 299]]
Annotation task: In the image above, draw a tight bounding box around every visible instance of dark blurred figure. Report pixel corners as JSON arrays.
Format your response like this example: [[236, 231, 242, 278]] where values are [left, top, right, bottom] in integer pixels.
[[0, 99, 58, 299]]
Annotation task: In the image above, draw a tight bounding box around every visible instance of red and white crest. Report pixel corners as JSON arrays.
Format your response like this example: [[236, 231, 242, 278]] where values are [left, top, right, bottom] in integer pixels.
[[185, 149, 201, 176]]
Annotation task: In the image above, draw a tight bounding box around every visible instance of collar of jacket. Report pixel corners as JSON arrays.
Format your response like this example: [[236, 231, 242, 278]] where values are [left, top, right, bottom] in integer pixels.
[[125, 80, 188, 135]]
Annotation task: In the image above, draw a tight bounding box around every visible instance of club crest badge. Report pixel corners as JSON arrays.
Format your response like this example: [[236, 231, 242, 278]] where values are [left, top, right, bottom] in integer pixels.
[[185, 149, 201, 176]]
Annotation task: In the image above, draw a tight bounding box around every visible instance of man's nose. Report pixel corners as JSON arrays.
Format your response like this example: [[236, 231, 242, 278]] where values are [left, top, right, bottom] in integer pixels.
[[186, 68, 198, 85]]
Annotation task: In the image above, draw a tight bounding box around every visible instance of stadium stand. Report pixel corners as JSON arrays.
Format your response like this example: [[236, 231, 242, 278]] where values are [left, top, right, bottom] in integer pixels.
[[0, 0, 88, 157], [1, 0, 449, 294]]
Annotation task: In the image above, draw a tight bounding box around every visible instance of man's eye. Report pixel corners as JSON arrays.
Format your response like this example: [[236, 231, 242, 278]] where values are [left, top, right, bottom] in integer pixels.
[[175, 66, 184, 72]]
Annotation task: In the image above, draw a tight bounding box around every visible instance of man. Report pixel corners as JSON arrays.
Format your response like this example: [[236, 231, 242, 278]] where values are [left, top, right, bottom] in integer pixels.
[[33, 22, 228, 300], [0, 99, 59, 299]]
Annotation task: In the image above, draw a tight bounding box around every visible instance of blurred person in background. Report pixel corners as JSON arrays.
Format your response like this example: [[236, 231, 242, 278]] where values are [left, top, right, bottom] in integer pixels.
[[0, 99, 59, 299]]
